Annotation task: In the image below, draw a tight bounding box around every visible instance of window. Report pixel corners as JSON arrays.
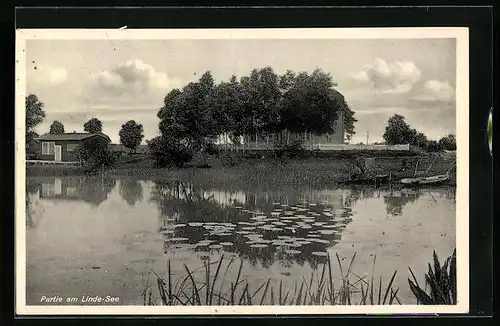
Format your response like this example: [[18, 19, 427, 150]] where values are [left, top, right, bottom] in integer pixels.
[[41, 142, 55, 155], [67, 143, 78, 152]]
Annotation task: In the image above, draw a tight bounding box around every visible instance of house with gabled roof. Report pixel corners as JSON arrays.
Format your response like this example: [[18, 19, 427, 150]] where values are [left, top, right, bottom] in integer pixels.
[[35, 132, 111, 163]]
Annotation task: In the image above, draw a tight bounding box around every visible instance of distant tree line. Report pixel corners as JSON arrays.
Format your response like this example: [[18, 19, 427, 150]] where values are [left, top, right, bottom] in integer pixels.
[[149, 67, 357, 167], [383, 114, 456, 151]]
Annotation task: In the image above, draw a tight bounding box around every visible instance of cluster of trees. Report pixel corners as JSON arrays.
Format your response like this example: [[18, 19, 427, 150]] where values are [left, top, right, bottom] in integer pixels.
[[383, 114, 456, 151], [149, 68, 357, 166]]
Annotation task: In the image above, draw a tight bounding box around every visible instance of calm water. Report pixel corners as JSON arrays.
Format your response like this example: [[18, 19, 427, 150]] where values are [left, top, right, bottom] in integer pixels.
[[25, 175, 456, 305]]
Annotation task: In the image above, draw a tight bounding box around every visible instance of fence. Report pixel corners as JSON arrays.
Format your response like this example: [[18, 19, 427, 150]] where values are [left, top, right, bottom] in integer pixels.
[[215, 143, 412, 152]]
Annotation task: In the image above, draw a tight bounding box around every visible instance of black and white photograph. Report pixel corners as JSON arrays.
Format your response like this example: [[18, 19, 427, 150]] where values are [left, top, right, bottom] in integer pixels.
[[16, 27, 469, 315]]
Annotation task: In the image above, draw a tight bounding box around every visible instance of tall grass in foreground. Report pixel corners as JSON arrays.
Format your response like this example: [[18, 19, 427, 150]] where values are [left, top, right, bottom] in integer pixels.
[[143, 253, 401, 306], [408, 249, 457, 305]]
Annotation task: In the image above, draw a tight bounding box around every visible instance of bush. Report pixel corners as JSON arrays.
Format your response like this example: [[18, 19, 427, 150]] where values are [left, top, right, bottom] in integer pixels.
[[76, 138, 116, 171], [147, 136, 193, 168], [203, 142, 220, 156], [276, 141, 308, 159]]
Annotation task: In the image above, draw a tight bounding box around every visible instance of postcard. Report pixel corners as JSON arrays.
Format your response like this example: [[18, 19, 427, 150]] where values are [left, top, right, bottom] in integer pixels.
[[16, 27, 469, 315]]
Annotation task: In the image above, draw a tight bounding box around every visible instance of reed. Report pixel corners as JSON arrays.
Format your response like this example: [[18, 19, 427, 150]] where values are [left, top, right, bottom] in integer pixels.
[[144, 253, 401, 306], [408, 249, 457, 305]]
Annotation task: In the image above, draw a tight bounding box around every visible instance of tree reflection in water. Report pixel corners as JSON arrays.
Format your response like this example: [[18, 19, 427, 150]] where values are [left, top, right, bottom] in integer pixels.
[[26, 179, 42, 229], [150, 180, 353, 269], [383, 188, 421, 217], [119, 179, 144, 207]]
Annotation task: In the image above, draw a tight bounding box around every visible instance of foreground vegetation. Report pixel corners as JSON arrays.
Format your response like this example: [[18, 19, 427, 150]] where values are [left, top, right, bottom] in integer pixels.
[[142, 250, 456, 306], [143, 253, 401, 306]]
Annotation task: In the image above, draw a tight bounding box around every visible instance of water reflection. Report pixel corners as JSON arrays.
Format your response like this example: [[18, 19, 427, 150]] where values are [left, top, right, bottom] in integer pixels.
[[25, 175, 456, 305], [29, 176, 116, 207], [119, 179, 144, 207], [150, 180, 353, 269]]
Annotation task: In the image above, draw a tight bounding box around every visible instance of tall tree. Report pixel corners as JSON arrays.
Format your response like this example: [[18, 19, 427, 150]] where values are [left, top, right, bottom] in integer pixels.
[[280, 69, 342, 135], [83, 117, 103, 134], [49, 120, 65, 134], [238, 67, 282, 138], [382, 114, 415, 145], [158, 72, 218, 151], [26, 94, 45, 142], [119, 120, 144, 154]]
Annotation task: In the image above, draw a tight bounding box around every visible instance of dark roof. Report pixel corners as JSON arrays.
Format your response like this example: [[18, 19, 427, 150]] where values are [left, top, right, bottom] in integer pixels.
[[37, 132, 111, 142]]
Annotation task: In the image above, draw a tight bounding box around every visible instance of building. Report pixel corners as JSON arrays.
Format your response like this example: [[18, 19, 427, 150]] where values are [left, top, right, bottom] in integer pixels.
[[36, 132, 111, 163]]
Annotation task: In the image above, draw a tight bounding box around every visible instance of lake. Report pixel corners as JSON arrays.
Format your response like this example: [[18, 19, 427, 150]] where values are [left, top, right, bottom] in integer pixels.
[[25, 175, 456, 305]]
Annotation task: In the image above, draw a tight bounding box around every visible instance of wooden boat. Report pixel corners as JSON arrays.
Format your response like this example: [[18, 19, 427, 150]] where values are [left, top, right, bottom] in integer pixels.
[[400, 173, 449, 186], [339, 174, 389, 187]]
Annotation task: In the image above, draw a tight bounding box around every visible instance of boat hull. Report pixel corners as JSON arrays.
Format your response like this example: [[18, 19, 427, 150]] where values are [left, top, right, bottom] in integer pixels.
[[400, 174, 449, 186]]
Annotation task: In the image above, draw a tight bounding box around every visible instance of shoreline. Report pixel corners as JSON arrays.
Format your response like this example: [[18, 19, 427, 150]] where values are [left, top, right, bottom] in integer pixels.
[[26, 155, 456, 189]]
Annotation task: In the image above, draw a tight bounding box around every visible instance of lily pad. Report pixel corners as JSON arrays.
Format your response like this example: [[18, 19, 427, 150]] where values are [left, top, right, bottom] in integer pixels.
[[311, 238, 330, 244], [312, 251, 328, 257], [165, 237, 189, 242], [250, 244, 268, 248], [209, 244, 223, 250]]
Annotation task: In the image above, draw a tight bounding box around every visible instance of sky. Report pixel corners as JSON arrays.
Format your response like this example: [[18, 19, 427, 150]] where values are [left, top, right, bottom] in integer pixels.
[[26, 38, 456, 144]]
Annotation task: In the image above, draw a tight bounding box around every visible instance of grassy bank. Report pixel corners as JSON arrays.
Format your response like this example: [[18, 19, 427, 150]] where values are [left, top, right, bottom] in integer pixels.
[[26, 151, 456, 188]]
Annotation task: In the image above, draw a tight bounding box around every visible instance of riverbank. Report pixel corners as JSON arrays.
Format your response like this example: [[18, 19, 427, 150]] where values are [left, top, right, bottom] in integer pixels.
[[26, 153, 456, 190]]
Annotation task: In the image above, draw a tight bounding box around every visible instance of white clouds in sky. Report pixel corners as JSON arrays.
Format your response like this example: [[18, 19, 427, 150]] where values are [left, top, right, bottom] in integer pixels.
[[352, 58, 421, 94], [421, 80, 455, 102], [95, 59, 181, 94], [29, 65, 68, 86]]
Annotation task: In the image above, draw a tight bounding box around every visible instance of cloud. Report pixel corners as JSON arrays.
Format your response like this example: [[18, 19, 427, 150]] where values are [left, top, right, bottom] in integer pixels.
[[29, 65, 68, 86], [95, 59, 181, 94], [418, 80, 455, 102], [352, 58, 421, 94]]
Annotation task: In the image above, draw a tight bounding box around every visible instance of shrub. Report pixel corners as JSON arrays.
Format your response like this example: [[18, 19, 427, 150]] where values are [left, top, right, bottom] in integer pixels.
[[76, 138, 116, 171], [147, 136, 193, 168], [276, 140, 308, 159]]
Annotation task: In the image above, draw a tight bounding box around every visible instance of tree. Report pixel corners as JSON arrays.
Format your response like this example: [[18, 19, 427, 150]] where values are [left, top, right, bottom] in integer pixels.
[[382, 114, 415, 145], [119, 120, 144, 154], [438, 134, 456, 151], [426, 140, 440, 152], [157, 71, 218, 152], [413, 131, 428, 148], [49, 120, 65, 134], [343, 104, 358, 141], [26, 94, 45, 142], [83, 118, 103, 134], [280, 69, 342, 135]]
